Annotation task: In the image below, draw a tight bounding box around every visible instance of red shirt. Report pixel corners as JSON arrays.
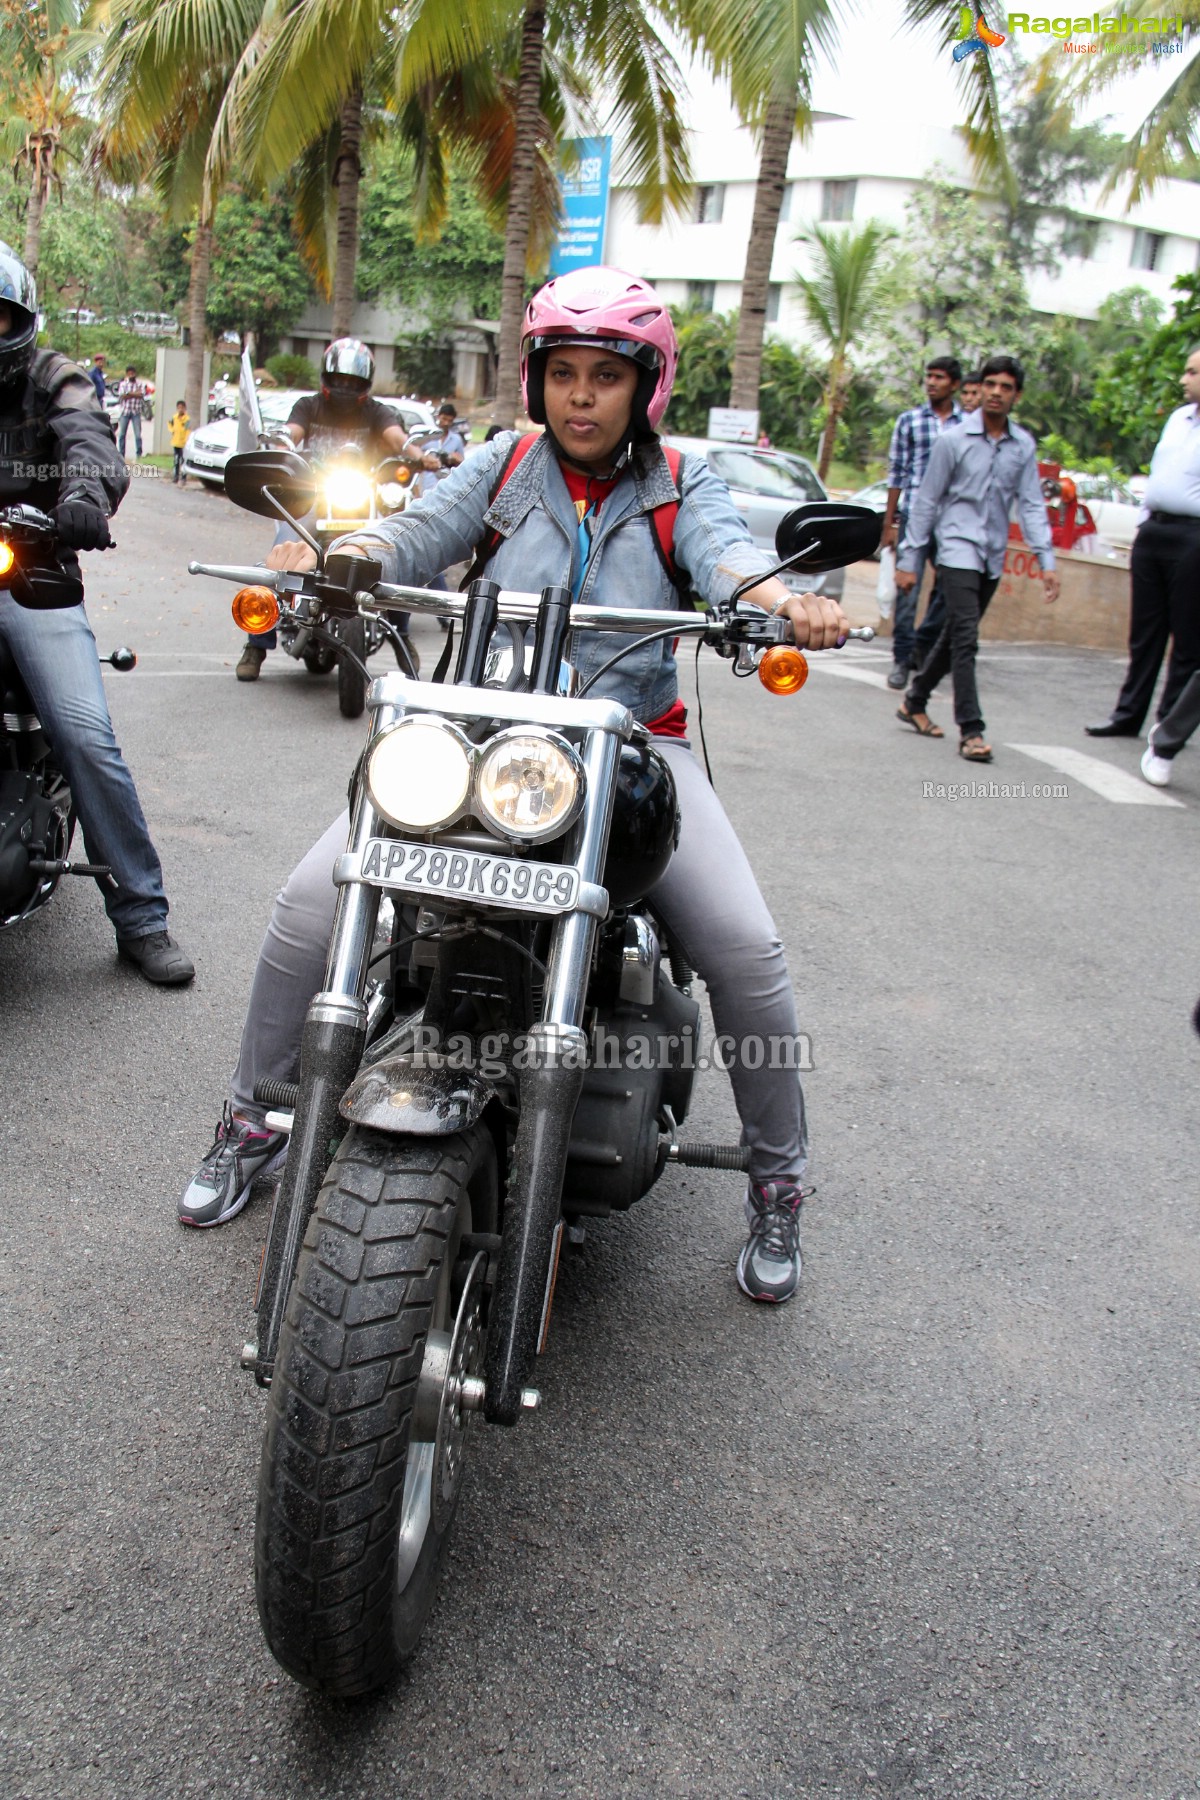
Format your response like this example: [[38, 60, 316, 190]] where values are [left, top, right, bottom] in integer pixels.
[[559, 463, 687, 739]]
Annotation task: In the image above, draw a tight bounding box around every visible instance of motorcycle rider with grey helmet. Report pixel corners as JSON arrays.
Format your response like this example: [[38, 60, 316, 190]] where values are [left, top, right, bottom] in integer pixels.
[[0, 240, 193, 984], [236, 338, 411, 680]]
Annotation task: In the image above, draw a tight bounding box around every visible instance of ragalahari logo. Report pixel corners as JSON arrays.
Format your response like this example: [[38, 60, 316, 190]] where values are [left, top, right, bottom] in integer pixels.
[[954, 8, 1008, 57]]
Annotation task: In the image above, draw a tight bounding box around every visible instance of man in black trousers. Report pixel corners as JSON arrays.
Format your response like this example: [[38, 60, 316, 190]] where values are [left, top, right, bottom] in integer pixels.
[[1087, 347, 1200, 738]]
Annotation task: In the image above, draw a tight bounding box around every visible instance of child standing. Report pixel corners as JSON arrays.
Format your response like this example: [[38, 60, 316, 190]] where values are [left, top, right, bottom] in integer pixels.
[[169, 400, 190, 483]]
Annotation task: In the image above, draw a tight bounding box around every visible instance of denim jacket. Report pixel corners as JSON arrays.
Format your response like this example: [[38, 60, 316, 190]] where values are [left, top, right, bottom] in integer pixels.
[[339, 432, 774, 722]]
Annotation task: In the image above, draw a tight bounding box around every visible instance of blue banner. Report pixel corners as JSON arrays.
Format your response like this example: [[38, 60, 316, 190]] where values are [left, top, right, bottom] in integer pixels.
[[549, 137, 612, 277]]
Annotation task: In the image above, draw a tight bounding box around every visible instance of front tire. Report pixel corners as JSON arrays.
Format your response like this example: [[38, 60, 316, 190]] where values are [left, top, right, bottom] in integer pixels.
[[254, 1122, 498, 1696], [337, 615, 367, 718]]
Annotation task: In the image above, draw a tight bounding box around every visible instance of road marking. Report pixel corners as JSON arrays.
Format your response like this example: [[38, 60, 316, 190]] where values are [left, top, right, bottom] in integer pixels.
[[805, 658, 890, 690], [1006, 743, 1185, 807]]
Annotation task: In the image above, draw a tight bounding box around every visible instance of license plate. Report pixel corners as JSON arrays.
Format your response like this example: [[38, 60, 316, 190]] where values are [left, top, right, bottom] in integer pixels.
[[356, 838, 580, 914]]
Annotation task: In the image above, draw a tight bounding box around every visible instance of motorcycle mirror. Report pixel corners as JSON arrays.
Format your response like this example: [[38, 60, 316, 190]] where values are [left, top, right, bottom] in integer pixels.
[[223, 450, 317, 521], [773, 502, 881, 573]]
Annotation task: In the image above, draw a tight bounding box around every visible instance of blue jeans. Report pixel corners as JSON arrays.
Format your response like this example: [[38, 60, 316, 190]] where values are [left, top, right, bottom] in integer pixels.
[[0, 592, 169, 938], [117, 412, 142, 457], [893, 509, 947, 670]]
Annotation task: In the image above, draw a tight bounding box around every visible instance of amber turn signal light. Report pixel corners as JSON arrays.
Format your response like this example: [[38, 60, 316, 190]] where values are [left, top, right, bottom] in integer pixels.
[[231, 586, 280, 634], [758, 645, 808, 695], [0, 541, 14, 578]]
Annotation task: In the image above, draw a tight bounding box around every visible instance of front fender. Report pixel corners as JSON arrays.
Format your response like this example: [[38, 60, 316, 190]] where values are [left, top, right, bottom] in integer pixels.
[[339, 1054, 501, 1136]]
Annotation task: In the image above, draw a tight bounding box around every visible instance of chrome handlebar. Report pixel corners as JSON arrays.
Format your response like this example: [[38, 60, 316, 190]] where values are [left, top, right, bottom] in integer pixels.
[[187, 561, 875, 644]]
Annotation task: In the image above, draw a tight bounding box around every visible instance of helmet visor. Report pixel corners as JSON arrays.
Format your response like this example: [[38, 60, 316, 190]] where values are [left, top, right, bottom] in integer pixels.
[[524, 332, 660, 373]]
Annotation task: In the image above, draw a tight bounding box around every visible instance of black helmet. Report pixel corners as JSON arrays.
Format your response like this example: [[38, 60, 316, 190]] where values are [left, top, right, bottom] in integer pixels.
[[0, 241, 38, 395], [320, 337, 373, 407]]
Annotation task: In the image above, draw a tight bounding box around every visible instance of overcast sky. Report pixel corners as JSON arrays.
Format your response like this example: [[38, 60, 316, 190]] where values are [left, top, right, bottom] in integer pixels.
[[806, 0, 1197, 141]]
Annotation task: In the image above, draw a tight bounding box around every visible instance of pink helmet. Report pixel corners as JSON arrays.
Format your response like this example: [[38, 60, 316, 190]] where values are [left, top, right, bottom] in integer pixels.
[[520, 266, 678, 432]]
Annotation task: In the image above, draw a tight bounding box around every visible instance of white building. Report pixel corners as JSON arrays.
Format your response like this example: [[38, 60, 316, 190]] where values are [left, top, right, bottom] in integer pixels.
[[604, 79, 1200, 343]]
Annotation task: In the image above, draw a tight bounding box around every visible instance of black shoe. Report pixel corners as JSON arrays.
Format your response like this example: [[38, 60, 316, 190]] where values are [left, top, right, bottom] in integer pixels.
[[117, 930, 195, 986], [886, 661, 910, 690], [1084, 718, 1139, 737]]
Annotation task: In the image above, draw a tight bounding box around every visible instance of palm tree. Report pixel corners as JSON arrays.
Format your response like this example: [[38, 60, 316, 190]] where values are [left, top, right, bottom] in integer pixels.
[[0, 0, 93, 277], [1051, 3, 1200, 200], [682, 0, 841, 414], [236, 0, 693, 424], [899, 0, 1015, 204], [792, 218, 894, 480], [94, 0, 270, 424]]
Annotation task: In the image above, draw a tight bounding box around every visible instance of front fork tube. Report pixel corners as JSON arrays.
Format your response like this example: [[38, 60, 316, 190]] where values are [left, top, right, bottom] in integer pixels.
[[484, 726, 621, 1424], [250, 788, 383, 1386]]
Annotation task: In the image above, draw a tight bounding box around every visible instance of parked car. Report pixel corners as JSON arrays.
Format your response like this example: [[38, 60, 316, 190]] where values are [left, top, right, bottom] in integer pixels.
[[663, 437, 847, 598], [125, 311, 181, 338], [846, 478, 889, 558], [1064, 470, 1141, 551], [180, 392, 437, 488]]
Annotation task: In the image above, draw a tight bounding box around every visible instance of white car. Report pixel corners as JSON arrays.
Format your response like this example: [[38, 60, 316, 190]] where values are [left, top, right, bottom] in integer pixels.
[[663, 436, 846, 599], [1064, 471, 1141, 551], [181, 392, 438, 487]]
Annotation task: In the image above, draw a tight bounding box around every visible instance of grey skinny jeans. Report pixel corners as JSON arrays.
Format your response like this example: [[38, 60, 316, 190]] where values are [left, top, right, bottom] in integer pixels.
[[231, 738, 807, 1182]]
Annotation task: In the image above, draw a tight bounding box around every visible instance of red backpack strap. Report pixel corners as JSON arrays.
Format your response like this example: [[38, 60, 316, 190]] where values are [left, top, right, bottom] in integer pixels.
[[649, 444, 685, 593], [460, 431, 542, 588]]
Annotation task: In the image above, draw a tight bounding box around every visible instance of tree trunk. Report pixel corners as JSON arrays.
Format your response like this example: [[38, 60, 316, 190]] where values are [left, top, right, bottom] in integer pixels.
[[186, 213, 214, 426], [491, 0, 546, 430], [729, 95, 794, 414], [816, 361, 847, 482], [331, 87, 364, 340], [23, 169, 49, 279]]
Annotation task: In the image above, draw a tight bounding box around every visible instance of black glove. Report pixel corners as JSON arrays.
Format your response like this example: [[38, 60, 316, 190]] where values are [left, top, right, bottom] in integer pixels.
[[53, 500, 112, 552]]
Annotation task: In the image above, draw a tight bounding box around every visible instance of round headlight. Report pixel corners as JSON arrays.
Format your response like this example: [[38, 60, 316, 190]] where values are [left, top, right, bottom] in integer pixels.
[[475, 730, 583, 843], [366, 719, 472, 831], [324, 470, 373, 513]]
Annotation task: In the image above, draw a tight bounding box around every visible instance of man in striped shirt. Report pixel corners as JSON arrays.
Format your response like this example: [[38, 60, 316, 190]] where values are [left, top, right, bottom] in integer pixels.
[[882, 357, 964, 688]]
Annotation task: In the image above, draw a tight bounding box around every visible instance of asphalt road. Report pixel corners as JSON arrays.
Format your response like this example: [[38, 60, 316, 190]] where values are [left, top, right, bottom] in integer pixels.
[[1, 468, 1198, 1800]]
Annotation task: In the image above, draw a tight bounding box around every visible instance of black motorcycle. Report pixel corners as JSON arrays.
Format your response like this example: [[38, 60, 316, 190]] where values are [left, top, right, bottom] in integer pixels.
[[193, 448, 879, 1698], [0, 505, 133, 930], [252, 441, 419, 719]]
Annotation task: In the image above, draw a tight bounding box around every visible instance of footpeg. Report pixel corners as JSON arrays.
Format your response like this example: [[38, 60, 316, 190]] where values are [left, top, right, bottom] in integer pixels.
[[661, 1137, 751, 1171]]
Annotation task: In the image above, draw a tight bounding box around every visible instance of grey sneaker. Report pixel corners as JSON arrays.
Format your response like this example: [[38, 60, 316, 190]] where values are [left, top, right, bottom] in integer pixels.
[[178, 1104, 286, 1228], [737, 1180, 805, 1303]]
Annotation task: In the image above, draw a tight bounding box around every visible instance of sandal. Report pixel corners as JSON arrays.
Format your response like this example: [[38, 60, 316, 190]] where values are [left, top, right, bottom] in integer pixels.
[[959, 735, 993, 763], [896, 703, 944, 738]]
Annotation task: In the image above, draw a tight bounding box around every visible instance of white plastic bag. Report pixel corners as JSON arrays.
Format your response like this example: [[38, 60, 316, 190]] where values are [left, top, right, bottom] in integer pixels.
[[876, 546, 897, 620]]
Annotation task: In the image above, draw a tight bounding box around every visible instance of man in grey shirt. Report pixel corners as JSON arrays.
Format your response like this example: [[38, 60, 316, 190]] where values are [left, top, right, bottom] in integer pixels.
[[895, 355, 1058, 763]]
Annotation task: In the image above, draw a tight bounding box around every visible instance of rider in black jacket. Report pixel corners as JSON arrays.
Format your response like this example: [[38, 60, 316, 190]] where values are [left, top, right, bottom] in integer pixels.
[[0, 241, 193, 984]]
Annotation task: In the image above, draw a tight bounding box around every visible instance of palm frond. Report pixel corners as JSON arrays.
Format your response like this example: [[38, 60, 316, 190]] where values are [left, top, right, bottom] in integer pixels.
[[900, 0, 1015, 203]]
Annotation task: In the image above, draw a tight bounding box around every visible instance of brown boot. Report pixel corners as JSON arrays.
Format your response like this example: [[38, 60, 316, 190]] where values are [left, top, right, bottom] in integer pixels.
[[236, 644, 266, 682]]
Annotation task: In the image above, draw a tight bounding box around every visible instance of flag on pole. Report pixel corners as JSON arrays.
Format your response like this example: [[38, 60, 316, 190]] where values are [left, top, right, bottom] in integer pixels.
[[236, 346, 262, 454]]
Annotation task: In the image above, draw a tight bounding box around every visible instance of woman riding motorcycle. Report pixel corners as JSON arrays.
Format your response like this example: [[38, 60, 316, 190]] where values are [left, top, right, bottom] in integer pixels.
[[180, 265, 847, 1305]]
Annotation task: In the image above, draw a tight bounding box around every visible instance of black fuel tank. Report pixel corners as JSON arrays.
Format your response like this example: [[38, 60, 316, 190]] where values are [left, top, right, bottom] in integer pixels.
[[602, 740, 679, 909]]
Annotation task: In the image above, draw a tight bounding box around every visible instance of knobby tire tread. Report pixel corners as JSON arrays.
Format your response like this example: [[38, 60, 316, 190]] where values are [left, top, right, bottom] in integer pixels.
[[255, 1124, 479, 1696]]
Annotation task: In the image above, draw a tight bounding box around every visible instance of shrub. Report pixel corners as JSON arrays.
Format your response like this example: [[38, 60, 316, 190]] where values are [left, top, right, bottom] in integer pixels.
[[265, 352, 319, 389]]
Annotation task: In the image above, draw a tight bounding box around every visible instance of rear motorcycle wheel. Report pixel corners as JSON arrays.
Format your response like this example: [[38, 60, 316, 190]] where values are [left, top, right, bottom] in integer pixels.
[[336, 615, 367, 719], [301, 642, 335, 676], [254, 1121, 498, 1697]]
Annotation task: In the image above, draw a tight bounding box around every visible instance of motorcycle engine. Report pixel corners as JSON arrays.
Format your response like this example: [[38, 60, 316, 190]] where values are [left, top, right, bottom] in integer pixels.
[[0, 771, 64, 919]]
